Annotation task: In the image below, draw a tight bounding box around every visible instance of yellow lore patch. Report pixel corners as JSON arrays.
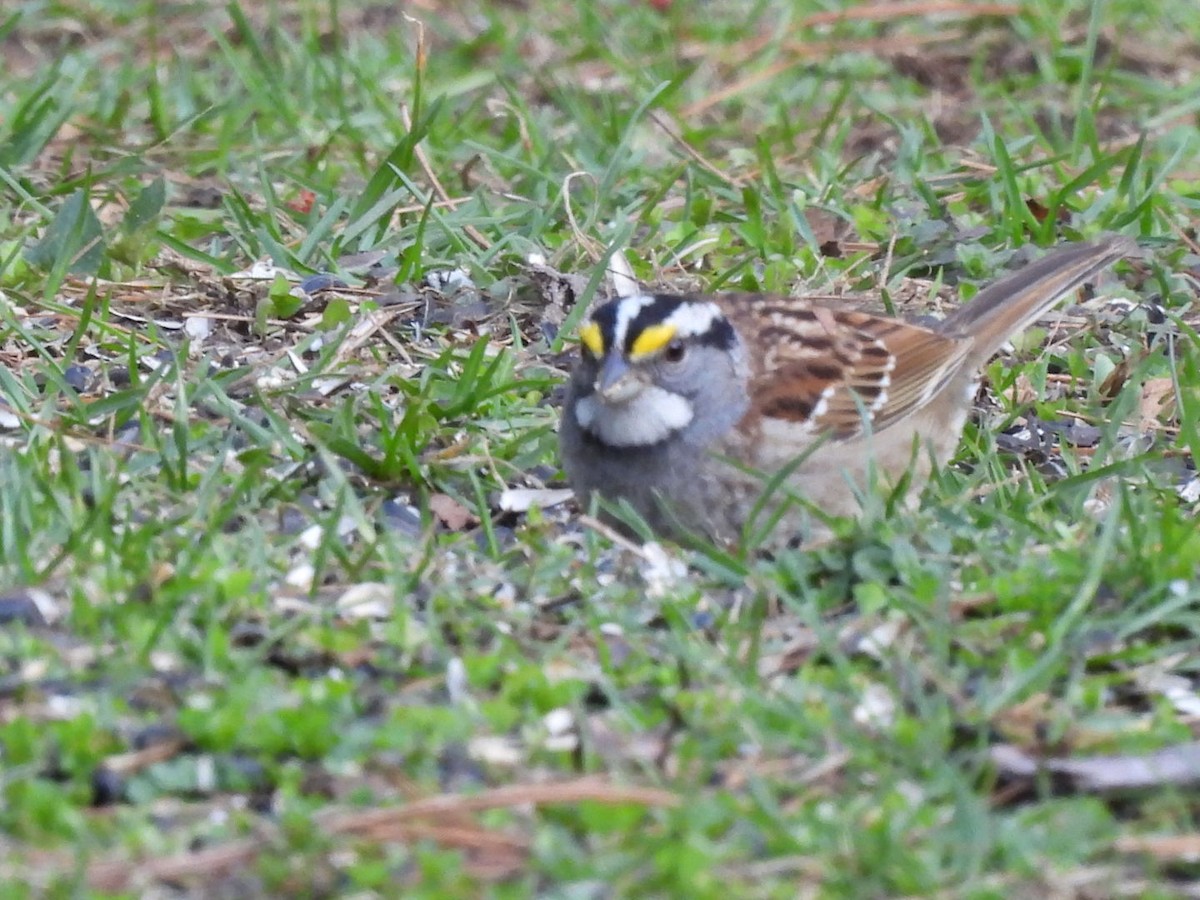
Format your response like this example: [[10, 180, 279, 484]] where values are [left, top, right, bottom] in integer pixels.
[[629, 323, 677, 359], [578, 322, 604, 356]]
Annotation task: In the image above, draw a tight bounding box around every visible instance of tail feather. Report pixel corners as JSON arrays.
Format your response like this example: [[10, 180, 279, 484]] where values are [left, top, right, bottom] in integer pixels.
[[938, 236, 1135, 364]]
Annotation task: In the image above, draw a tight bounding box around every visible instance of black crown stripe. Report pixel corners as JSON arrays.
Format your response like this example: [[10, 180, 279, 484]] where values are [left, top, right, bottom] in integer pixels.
[[587, 294, 738, 358], [624, 294, 737, 355]]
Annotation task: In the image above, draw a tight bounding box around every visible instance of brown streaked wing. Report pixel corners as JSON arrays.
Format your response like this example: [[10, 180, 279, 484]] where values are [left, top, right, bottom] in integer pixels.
[[721, 296, 867, 439], [855, 315, 973, 432], [723, 296, 971, 441]]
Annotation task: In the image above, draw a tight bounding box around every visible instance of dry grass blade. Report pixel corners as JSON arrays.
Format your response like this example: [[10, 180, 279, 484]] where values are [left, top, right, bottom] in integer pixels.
[[400, 103, 491, 251], [681, 33, 961, 118], [647, 111, 741, 187], [317, 777, 680, 831], [84, 778, 678, 891], [799, 1, 1020, 26], [98, 736, 188, 776]]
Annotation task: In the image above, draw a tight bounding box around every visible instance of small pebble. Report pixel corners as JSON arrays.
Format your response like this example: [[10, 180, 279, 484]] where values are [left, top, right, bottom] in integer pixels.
[[427, 269, 474, 293], [63, 364, 93, 392], [299, 273, 348, 294], [0, 402, 19, 429], [91, 767, 125, 806], [229, 621, 268, 648], [131, 723, 185, 751], [0, 591, 51, 627], [380, 499, 423, 538], [277, 506, 310, 535], [0, 592, 45, 628]]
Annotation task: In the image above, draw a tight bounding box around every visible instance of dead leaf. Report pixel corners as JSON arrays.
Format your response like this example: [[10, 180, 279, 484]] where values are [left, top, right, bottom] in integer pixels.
[[522, 258, 589, 328], [1138, 377, 1177, 432], [1098, 354, 1135, 399], [335, 582, 394, 620], [1008, 374, 1038, 407], [429, 493, 479, 531], [1115, 833, 1200, 861], [804, 208, 853, 257], [1024, 196, 1068, 225], [991, 740, 1200, 793], [990, 693, 1059, 748]]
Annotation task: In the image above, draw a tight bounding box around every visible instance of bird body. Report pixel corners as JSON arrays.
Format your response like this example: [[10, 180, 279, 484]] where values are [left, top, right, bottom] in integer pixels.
[[559, 238, 1133, 546]]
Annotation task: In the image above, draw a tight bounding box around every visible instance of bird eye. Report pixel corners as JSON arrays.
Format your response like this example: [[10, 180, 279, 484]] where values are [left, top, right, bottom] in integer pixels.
[[663, 340, 687, 363]]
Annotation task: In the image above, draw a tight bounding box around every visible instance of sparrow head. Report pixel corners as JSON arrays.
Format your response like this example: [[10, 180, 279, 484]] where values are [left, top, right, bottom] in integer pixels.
[[570, 294, 747, 448]]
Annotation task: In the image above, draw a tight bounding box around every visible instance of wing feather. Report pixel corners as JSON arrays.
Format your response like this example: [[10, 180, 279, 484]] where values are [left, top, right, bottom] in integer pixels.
[[721, 296, 971, 442]]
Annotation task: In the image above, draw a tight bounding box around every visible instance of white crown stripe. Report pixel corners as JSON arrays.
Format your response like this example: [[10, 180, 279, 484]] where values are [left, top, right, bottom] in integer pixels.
[[611, 295, 657, 352], [662, 301, 724, 338], [607, 295, 729, 354]]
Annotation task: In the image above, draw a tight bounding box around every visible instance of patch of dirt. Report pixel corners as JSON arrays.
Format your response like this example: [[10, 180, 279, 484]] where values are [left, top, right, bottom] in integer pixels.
[[850, 23, 1200, 157]]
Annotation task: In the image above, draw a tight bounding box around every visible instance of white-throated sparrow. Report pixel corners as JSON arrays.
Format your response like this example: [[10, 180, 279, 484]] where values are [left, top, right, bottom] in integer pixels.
[[559, 237, 1134, 545]]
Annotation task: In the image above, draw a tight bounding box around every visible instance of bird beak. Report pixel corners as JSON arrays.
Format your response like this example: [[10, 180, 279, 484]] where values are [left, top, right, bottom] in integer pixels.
[[596, 353, 636, 400]]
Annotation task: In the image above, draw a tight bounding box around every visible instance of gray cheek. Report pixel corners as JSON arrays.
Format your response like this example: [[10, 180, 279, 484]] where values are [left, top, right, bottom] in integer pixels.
[[652, 356, 710, 398], [660, 348, 748, 439], [672, 348, 744, 398]]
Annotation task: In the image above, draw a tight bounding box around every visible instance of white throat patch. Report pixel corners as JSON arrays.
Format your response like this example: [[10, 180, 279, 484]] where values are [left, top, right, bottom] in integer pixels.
[[574, 387, 694, 447]]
